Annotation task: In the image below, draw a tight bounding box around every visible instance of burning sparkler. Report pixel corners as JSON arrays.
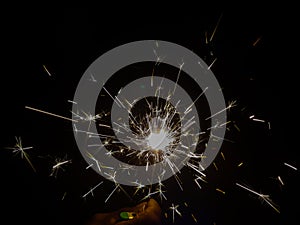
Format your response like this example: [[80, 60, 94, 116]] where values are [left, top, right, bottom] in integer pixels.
[[8, 12, 284, 224]]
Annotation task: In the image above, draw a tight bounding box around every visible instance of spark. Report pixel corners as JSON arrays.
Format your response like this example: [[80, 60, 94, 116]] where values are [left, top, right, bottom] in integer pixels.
[[88, 73, 97, 82], [98, 124, 111, 128], [233, 122, 241, 132], [104, 171, 132, 201], [68, 100, 77, 104], [252, 118, 265, 123], [25, 106, 78, 122], [151, 50, 166, 87], [205, 100, 237, 120], [191, 213, 197, 223], [236, 183, 280, 213], [61, 192, 67, 200], [268, 122, 271, 130], [132, 181, 145, 196], [71, 110, 102, 123], [238, 162, 244, 167], [156, 176, 167, 201], [140, 188, 159, 201], [6, 137, 36, 172], [52, 159, 71, 169], [194, 176, 202, 189], [50, 156, 71, 178], [102, 86, 121, 108], [184, 87, 208, 114], [209, 13, 223, 42], [213, 162, 218, 171], [284, 162, 297, 171], [221, 152, 225, 160], [43, 64, 52, 76], [172, 61, 185, 94], [210, 133, 235, 143], [249, 115, 266, 123], [82, 181, 104, 198], [105, 185, 119, 203], [252, 36, 262, 47], [205, 31, 208, 44], [86, 152, 102, 172], [216, 188, 225, 194], [86, 164, 93, 169], [186, 162, 206, 177], [207, 58, 217, 70], [169, 203, 182, 223], [277, 176, 284, 186]]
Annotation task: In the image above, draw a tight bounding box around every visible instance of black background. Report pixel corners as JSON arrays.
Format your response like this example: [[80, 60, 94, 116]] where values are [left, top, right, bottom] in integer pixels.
[[1, 6, 298, 225]]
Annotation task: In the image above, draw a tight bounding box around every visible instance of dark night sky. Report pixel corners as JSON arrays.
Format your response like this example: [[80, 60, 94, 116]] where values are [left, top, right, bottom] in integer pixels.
[[1, 6, 298, 225]]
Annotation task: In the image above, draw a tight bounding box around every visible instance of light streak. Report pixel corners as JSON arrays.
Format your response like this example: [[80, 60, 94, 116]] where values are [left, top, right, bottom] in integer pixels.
[[209, 13, 223, 42], [284, 162, 297, 171], [205, 100, 237, 120], [43, 64, 52, 76], [68, 100, 77, 104], [191, 213, 197, 223], [233, 122, 240, 132], [213, 162, 218, 171], [221, 152, 225, 160], [6, 137, 36, 172], [252, 36, 262, 47], [25, 106, 78, 122], [82, 181, 104, 198], [277, 176, 284, 186], [50, 156, 72, 178], [61, 192, 67, 200], [207, 58, 217, 70], [169, 203, 182, 223], [236, 183, 280, 213], [252, 118, 265, 123], [238, 162, 244, 167], [184, 87, 208, 114], [89, 73, 97, 82], [216, 188, 225, 194], [172, 61, 184, 95]]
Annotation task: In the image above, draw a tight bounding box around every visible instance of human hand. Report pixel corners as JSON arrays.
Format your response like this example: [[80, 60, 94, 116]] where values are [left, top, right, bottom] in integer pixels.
[[85, 198, 162, 225]]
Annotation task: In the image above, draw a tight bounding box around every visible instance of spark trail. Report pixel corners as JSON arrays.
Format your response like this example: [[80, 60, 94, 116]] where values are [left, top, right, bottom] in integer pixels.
[[236, 183, 280, 213], [6, 137, 36, 172]]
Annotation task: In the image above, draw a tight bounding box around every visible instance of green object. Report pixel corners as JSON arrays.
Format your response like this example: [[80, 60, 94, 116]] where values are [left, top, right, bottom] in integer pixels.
[[120, 212, 136, 220]]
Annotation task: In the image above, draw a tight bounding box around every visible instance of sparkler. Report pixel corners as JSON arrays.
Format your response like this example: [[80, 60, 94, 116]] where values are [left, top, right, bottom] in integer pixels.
[[8, 13, 284, 225]]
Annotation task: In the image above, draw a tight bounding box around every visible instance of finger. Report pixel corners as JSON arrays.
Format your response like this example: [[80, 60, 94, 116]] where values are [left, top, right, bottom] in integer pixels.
[[144, 199, 161, 215]]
